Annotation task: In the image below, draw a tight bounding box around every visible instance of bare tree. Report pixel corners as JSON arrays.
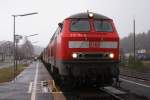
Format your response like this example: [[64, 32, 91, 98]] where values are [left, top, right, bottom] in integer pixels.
[[0, 41, 14, 62], [20, 37, 34, 60], [121, 30, 150, 53]]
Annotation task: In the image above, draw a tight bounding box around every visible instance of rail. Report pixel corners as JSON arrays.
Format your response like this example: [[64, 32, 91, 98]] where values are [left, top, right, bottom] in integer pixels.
[[100, 88, 125, 100], [44, 80, 127, 100], [120, 69, 150, 81]]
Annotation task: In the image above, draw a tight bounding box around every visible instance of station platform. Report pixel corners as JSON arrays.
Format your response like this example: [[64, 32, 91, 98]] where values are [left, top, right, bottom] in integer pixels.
[[0, 61, 63, 100]]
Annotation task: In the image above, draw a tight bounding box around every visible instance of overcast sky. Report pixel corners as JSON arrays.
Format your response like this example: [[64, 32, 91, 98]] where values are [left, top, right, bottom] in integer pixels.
[[0, 0, 150, 47]]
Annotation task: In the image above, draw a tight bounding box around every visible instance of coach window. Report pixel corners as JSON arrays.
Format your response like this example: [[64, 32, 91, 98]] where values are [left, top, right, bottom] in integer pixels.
[[70, 19, 90, 32], [94, 20, 113, 32]]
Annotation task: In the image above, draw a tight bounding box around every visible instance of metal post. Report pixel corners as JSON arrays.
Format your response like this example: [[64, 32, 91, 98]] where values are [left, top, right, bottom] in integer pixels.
[[16, 41, 18, 71], [12, 12, 38, 79], [133, 18, 136, 64], [13, 16, 16, 78]]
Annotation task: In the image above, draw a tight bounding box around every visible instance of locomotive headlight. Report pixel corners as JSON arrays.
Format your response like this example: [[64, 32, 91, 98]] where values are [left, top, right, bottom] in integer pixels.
[[72, 53, 78, 58], [109, 53, 114, 59], [89, 13, 93, 18]]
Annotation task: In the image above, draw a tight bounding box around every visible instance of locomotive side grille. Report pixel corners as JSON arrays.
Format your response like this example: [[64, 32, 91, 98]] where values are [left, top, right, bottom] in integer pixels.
[[78, 53, 109, 59]]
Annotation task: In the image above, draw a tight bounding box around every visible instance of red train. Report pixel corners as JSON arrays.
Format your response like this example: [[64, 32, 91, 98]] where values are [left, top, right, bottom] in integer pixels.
[[41, 12, 120, 87]]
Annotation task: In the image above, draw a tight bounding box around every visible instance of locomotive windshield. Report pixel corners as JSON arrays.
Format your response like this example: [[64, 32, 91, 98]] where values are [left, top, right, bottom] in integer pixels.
[[70, 19, 90, 32], [94, 20, 113, 32]]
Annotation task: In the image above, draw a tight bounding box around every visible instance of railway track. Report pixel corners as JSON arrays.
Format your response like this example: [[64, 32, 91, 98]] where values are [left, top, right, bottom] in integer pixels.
[[120, 73, 150, 82], [42, 66, 127, 100], [120, 68, 150, 82], [42, 80, 126, 100], [62, 87, 126, 100], [100, 88, 125, 100]]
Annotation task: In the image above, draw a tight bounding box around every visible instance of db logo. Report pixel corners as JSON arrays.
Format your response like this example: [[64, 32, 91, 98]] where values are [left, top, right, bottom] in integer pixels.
[[89, 41, 100, 48]]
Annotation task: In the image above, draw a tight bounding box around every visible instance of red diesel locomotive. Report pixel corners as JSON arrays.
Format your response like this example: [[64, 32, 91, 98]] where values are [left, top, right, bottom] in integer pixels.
[[42, 12, 120, 87]]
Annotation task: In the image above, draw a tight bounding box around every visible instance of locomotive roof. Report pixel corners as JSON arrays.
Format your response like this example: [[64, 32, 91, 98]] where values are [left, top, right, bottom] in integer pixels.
[[68, 12, 110, 19]]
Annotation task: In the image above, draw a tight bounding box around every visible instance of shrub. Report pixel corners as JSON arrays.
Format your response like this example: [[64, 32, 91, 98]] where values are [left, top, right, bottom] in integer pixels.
[[128, 55, 145, 72]]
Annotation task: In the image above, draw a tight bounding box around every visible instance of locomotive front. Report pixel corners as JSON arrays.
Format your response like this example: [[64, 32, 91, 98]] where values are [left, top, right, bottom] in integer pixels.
[[55, 12, 120, 86]]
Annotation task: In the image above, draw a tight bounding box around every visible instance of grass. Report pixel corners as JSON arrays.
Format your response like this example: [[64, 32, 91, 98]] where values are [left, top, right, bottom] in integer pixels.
[[142, 61, 150, 72], [121, 56, 150, 73], [0, 64, 28, 83]]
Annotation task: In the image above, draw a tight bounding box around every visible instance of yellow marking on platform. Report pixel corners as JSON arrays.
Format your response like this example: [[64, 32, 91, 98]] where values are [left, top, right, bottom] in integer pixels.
[[47, 80, 63, 93], [52, 93, 66, 100], [47, 80, 66, 100]]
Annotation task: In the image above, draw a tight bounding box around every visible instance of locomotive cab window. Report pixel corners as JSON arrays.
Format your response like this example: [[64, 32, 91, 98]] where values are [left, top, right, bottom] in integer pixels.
[[94, 20, 113, 32], [70, 19, 90, 32]]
